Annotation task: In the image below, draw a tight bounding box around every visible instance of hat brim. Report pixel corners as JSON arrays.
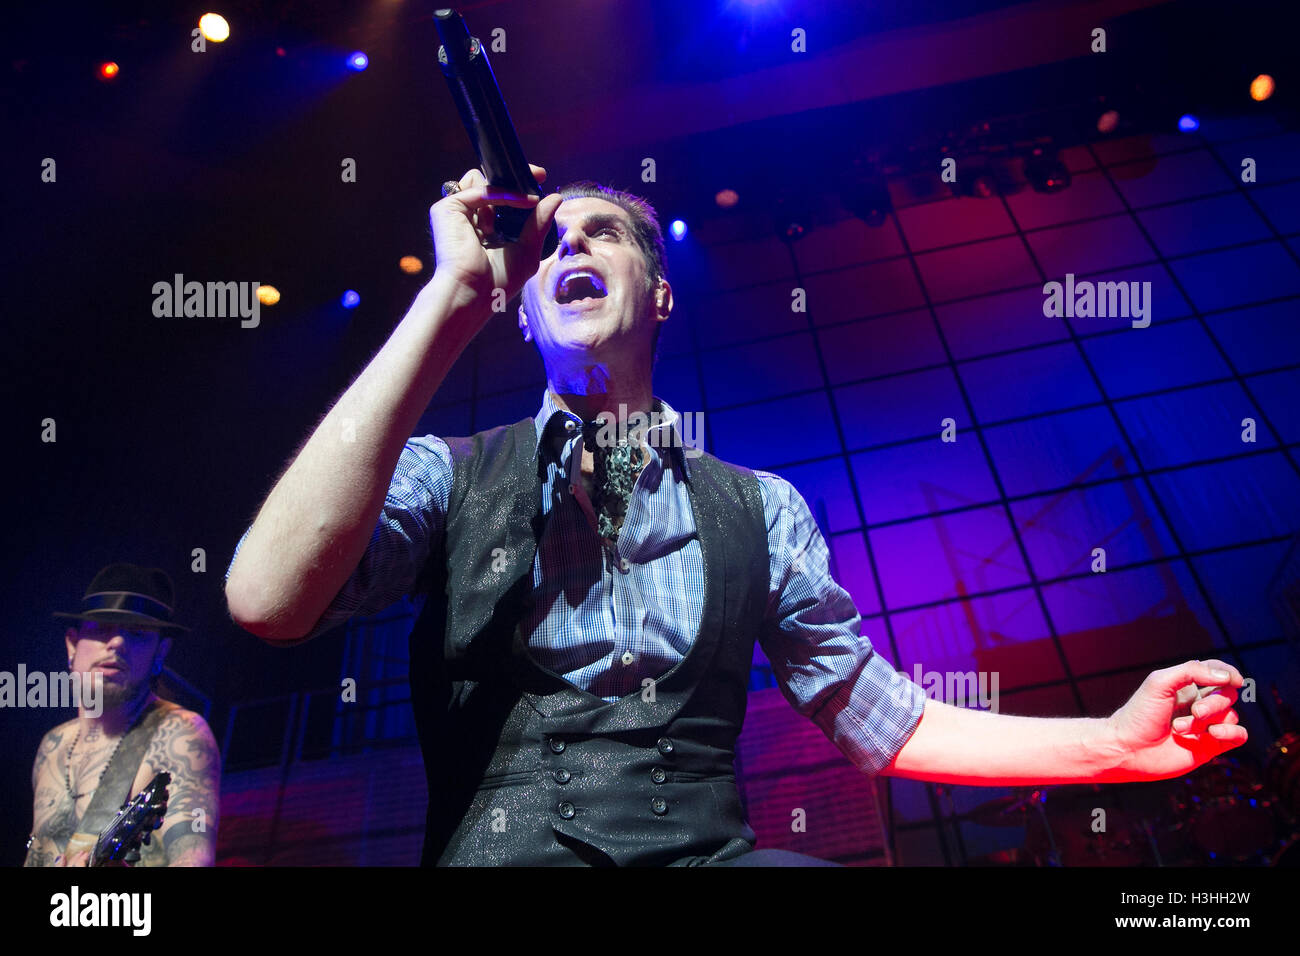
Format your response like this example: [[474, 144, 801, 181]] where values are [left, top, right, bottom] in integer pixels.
[[54, 610, 190, 634]]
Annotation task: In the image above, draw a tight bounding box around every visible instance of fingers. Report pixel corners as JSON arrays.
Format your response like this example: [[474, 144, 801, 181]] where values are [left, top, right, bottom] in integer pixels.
[[1150, 659, 1243, 702], [449, 185, 543, 209], [518, 193, 563, 248], [1198, 658, 1243, 686], [430, 186, 540, 233], [1206, 709, 1247, 742], [459, 166, 543, 197], [1192, 685, 1239, 717], [1172, 687, 1242, 736]]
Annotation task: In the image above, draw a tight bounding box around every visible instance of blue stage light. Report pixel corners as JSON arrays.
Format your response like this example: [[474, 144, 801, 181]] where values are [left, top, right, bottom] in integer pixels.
[[348, 52, 369, 72], [669, 219, 688, 241], [342, 290, 361, 308], [1178, 114, 1199, 132]]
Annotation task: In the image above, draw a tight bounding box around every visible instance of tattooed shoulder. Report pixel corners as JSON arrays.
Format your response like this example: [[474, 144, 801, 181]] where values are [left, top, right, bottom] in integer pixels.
[[142, 705, 221, 866]]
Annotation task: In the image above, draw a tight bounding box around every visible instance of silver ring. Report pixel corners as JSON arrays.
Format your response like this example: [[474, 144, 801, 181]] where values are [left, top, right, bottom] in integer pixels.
[[441, 180, 462, 197]]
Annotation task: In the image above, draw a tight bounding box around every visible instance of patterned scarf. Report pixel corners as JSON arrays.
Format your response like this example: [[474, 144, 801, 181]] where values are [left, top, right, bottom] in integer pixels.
[[582, 418, 646, 543]]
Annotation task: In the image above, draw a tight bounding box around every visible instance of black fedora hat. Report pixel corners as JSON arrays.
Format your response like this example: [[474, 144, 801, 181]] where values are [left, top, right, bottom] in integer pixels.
[[53, 563, 189, 634]]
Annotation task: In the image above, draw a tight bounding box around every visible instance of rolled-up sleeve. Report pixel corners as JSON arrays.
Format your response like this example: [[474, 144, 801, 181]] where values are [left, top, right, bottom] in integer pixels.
[[754, 471, 926, 775], [225, 435, 453, 640]]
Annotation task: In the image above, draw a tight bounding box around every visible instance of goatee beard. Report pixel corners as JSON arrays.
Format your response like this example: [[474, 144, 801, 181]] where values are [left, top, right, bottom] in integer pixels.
[[102, 677, 152, 714]]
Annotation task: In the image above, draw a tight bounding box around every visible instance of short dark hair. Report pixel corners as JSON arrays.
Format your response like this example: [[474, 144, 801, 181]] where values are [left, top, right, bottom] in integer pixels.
[[556, 181, 668, 360]]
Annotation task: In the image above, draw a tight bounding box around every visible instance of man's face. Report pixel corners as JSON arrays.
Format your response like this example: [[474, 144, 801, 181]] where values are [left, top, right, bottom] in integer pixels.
[[65, 621, 168, 706], [521, 197, 660, 363]]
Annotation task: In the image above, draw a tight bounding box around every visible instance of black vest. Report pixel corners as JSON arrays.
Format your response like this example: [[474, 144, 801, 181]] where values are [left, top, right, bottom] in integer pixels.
[[407, 417, 770, 865]]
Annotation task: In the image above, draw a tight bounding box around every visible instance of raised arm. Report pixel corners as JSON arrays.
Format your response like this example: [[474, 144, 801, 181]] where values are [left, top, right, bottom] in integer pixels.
[[225, 166, 561, 643]]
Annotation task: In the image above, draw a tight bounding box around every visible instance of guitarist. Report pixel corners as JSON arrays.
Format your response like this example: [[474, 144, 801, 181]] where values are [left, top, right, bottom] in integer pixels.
[[24, 564, 221, 867]]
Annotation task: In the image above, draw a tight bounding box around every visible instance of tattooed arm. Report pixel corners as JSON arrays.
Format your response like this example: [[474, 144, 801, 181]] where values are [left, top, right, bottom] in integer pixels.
[[24, 723, 74, 867], [140, 707, 221, 867]]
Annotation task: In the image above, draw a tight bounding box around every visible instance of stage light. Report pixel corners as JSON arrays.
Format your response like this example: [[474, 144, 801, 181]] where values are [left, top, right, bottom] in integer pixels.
[[98, 62, 119, 80], [257, 285, 280, 306], [714, 189, 739, 209], [399, 255, 423, 274], [967, 170, 999, 199], [198, 13, 230, 43], [669, 220, 688, 241], [841, 180, 891, 227], [773, 191, 814, 241], [778, 220, 805, 242], [1250, 74, 1275, 102], [342, 290, 361, 308], [347, 52, 369, 72], [1097, 109, 1120, 133], [1024, 152, 1070, 194], [1178, 114, 1199, 132]]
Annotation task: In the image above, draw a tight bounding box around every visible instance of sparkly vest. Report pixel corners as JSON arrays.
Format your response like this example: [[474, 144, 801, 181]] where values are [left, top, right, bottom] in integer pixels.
[[407, 417, 769, 865]]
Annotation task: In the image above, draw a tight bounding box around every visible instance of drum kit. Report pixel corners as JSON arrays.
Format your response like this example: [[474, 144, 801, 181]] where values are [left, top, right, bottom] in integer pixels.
[[962, 731, 1300, 866]]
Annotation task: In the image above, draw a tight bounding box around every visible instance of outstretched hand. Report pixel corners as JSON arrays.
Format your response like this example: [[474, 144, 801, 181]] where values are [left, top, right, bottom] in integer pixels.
[[1106, 658, 1248, 780]]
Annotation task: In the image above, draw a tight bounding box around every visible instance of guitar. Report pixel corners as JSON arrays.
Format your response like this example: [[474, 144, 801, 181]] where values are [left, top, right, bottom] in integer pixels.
[[88, 771, 171, 867]]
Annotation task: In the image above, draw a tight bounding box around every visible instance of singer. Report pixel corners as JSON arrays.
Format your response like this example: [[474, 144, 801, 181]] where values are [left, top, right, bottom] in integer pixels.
[[225, 165, 1247, 866]]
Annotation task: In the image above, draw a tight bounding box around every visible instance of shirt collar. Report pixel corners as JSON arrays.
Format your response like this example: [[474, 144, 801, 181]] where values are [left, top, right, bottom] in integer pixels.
[[533, 387, 694, 480]]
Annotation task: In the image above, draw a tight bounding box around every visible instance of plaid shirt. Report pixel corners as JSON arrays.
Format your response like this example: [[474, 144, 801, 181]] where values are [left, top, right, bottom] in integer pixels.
[[229, 389, 925, 775]]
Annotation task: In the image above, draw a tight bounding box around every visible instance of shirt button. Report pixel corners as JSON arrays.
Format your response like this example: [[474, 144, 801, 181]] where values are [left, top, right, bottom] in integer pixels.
[[651, 767, 667, 785], [656, 737, 674, 756], [621, 651, 635, 666], [558, 801, 576, 820], [650, 797, 668, 816], [549, 737, 566, 754], [554, 768, 572, 785]]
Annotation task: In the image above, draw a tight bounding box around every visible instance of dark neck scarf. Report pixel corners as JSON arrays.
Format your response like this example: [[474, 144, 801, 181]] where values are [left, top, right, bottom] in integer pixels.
[[582, 419, 646, 543]]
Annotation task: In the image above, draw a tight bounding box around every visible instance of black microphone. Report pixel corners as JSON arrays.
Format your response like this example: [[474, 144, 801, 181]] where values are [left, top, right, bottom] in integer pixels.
[[434, 7, 559, 257]]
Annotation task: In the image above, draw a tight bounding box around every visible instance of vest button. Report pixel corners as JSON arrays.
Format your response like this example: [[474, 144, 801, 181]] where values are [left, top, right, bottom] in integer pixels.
[[549, 737, 566, 754], [554, 768, 572, 784], [650, 797, 668, 815], [558, 801, 576, 820], [651, 767, 667, 785], [656, 737, 674, 756]]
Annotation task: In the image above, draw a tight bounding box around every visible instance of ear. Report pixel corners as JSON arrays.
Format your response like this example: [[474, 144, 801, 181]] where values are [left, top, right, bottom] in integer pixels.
[[517, 305, 532, 342], [157, 636, 173, 661], [653, 278, 673, 323], [64, 627, 79, 666]]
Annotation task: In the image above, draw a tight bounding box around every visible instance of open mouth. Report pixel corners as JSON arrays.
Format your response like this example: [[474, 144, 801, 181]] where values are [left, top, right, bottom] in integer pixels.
[[554, 269, 609, 305]]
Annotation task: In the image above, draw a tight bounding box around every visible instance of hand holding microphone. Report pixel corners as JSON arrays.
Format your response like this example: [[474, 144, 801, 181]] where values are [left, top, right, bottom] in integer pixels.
[[430, 164, 561, 311], [429, 8, 563, 315]]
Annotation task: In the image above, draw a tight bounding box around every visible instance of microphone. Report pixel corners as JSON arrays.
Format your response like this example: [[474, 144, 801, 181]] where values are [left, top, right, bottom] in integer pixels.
[[434, 7, 559, 257]]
